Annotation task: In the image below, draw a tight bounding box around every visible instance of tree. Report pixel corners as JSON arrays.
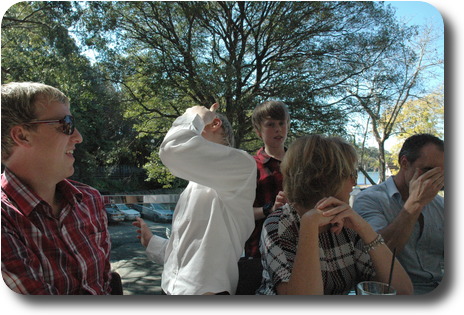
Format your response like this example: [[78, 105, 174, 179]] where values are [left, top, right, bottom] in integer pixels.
[[1, 1, 153, 192], [75, 1, 405, 185], [343, 24, 443, 182], [394, 87, 444, 138], [385, 87, 444, 168]]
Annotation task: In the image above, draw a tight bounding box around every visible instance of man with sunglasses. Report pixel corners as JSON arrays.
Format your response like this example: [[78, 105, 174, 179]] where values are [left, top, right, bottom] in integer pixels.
[[1, 82, 114, 294], [353, 134, 444, 294]]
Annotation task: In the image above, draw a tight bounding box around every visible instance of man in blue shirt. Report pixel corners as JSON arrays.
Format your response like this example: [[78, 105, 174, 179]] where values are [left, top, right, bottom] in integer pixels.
[[353, 134, 444, 295]]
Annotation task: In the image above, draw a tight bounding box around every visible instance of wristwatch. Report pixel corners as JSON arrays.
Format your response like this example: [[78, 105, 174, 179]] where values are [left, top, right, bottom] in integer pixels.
[[263, 203, 274, 217]]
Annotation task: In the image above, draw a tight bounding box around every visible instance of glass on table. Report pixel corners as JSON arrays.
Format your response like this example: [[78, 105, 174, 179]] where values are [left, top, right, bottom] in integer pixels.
[[356, 281, 396, 295]]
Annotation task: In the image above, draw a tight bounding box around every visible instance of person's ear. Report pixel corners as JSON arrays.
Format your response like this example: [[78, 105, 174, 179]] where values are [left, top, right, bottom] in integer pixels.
[[210, 118, 222, 131], [254, 128, 262, 139], [399, 155, 409, 169], [10, 125, 32, 147]]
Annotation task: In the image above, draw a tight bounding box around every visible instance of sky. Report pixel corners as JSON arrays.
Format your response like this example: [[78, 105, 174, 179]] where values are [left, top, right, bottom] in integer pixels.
[[0, 0, 462, 313], [386, 1, 444, 56], [353, 1, 446, 151], [386, 1, 444, 27]]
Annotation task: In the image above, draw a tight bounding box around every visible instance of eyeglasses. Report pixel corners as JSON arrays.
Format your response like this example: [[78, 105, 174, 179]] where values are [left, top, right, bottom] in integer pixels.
[[27, 115, 75, 135]]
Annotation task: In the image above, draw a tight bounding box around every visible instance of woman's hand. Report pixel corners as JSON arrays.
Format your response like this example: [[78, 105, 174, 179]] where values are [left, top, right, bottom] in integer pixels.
[[273, 191, 287, 211], [300, 206, 334, 230], [317, 197, 368, 235]]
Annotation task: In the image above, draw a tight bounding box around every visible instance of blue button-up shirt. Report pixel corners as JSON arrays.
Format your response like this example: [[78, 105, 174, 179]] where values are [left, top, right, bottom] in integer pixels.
[[353, 177, 444, 294]]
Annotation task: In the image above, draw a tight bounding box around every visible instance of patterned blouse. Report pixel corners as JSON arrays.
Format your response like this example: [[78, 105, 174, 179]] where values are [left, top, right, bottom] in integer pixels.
[[257, 204, 376, 295]]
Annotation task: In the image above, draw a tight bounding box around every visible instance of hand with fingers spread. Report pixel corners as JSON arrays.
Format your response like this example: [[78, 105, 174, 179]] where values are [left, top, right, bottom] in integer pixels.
[[407, 167, 444, 213]]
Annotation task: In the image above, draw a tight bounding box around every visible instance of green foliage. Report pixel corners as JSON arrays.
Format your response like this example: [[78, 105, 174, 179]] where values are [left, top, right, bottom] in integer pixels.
[[395, 88, 444, 139], [2, 1, 443, 189], [73, 1, 409, 186], [1, 1, 154, 192], [341, 20, 443, 182], [387, 88, 444, 169], [355, 145, 381, 171]]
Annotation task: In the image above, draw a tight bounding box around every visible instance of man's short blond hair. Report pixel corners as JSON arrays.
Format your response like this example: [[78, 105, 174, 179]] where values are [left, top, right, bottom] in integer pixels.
[[1, 82, 69, 162]]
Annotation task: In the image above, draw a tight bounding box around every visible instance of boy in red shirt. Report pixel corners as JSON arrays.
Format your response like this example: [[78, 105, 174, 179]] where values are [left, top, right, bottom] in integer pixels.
[[237, 100, 289, 294]]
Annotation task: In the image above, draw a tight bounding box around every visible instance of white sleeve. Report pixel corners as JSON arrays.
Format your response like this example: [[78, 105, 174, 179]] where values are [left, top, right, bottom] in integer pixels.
[[145, 235, 169, 265], [159, 112, 256, 198]]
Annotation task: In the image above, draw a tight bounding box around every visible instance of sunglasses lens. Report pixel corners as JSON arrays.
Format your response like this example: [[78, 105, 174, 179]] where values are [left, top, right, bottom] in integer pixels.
[[62, 115, 74, 135]]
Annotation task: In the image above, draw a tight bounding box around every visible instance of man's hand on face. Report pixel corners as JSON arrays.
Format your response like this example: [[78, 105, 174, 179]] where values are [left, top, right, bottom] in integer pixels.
[[408, 167, 444, 209]]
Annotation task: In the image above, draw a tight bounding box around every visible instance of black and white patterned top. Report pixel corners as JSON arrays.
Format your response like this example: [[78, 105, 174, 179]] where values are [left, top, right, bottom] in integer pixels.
[[256, 203, 376, 295]]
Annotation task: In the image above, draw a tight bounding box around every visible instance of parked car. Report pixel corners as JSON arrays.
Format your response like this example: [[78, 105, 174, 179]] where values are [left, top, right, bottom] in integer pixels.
[[105, 206, 125, 223], [141, 203, 174, 222], [113, 203, 141, 221], [127, 203, 146, 213]]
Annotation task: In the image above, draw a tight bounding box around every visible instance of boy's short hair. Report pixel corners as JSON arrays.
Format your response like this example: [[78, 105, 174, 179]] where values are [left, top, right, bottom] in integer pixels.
[[252, 100, 290, 132], [1, 82, 70, 162], [281, 134, 357, 209]]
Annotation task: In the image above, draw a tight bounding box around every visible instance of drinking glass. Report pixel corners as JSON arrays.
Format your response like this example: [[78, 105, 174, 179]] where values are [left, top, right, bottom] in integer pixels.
[[356, 281, 396, 295]]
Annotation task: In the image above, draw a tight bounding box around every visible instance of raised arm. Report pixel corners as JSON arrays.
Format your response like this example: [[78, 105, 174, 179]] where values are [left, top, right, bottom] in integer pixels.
[[380, 168, 444, 252], [159, 106, 255, 197]]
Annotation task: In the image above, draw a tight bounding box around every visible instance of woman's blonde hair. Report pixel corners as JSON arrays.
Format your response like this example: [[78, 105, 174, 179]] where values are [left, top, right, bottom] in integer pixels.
[[281, 134, 357, 209]]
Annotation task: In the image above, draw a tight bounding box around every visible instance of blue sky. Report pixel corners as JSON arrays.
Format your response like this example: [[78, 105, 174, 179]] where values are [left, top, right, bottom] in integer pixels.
[[386, 1, 444, 28]]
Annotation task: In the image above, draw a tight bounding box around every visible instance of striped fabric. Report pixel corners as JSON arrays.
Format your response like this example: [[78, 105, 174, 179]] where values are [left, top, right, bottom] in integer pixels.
[[257, 204, 375, 295], [1, 169, 112, 294]]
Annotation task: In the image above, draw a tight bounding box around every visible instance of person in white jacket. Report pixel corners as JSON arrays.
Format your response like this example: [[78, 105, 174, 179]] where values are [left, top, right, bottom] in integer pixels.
[[133, 103, 256, 295]]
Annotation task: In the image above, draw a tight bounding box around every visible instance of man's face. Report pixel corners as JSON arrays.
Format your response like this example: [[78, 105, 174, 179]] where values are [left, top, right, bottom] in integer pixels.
[[403, 143, 445, 185], [28, 100, 83, 182]]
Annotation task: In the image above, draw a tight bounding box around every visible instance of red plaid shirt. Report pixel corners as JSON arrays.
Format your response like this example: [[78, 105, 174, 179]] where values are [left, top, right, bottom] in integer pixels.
[[244, 147, 283, 258], [1, 169, 112, 294]]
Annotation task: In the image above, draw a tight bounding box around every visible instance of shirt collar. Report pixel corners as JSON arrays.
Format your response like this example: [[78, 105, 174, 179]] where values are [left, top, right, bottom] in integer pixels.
[[385, 176, 402, 200], [1, 168, 83, 216], [255, 147, 286, 164], [255, 147, 271, 164]]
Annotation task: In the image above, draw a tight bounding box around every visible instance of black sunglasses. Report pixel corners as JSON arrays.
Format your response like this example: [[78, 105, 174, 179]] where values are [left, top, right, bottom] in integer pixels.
[[27, 115, 75, 135]]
